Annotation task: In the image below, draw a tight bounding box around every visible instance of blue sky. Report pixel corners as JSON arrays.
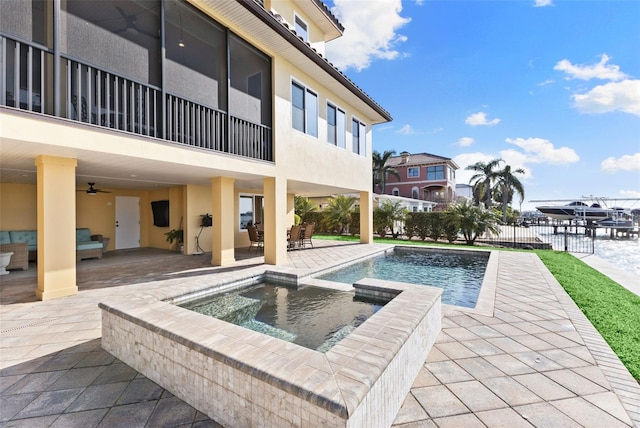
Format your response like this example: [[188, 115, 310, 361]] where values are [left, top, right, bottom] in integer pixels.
[[324, 0, 640, 211]]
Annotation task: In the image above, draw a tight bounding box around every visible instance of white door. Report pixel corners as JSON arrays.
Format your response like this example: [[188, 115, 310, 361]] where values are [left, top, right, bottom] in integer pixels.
[[115, 196, 140, 249]]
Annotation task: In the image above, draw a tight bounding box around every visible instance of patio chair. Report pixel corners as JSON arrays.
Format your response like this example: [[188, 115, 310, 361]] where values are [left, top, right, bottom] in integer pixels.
[[247, 225, 263, 252], [300, 223, 315, 248], [287, 225, 302, 250]]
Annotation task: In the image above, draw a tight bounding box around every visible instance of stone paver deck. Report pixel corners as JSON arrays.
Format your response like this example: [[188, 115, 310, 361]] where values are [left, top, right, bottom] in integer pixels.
[[1, 241, 638, 427]]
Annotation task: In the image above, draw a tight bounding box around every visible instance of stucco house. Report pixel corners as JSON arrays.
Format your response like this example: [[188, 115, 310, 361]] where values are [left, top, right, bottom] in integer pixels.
[[384, 151, 458, 210], [0, 0, 391, 300]]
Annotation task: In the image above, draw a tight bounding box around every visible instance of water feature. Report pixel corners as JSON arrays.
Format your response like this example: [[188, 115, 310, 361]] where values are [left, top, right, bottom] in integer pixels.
[[100, 274, 443, 427], [318, 247, 489, 308], [179, 283, 384, 352]]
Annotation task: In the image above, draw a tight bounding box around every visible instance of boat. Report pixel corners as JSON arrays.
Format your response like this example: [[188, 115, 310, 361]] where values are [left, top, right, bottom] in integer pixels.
[[596, 209, 634, 230], [535, 201, 611, 221]]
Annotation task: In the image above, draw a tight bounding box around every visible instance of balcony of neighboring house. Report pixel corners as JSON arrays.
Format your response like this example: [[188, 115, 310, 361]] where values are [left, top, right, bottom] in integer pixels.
[[422, 186, 454, 206], [0, 0, 272, 162]]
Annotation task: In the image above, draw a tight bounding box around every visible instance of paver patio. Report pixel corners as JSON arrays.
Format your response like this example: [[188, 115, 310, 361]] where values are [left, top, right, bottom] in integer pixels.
[[1, 241, 638, 427]]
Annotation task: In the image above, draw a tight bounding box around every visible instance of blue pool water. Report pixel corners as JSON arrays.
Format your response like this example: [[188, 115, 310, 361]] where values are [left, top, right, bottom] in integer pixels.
[[179, 283, 384, 352], [318, 247, 489, 308]]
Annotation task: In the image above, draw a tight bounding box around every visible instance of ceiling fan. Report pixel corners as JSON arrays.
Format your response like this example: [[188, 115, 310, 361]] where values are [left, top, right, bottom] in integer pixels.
[[113, 5, 158, 39], [79, 183, 111, 195]]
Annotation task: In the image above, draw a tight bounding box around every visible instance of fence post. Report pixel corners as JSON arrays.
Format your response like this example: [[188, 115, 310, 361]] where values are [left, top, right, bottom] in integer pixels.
[[564, 226, 568, 252]]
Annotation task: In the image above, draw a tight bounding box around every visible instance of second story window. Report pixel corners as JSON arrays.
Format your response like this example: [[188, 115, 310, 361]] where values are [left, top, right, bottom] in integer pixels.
[[427, 165, 444, 180], [408, 167, 420, 178], [294, 15, 308, 41], [292, 82, 318, 137], [327, 103, 346, 147], [352, 118, 366, 156]]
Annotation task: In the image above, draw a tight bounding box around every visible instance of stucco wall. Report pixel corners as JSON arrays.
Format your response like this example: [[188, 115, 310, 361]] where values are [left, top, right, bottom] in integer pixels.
[[0, 183, 37, 230]]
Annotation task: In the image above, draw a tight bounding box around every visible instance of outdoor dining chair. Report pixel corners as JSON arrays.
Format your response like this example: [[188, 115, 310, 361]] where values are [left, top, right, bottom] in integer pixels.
[[300, 223, 315, 248], [287, 225, 302, 250], [247, 225, 263, 252]]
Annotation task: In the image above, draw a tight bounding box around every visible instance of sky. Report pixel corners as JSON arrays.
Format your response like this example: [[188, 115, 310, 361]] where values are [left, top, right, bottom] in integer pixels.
[[323, 0, 640, 211]]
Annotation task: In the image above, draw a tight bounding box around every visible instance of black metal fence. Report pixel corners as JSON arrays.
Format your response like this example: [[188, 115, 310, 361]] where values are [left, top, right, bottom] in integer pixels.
[[476, 224, 597, 253]]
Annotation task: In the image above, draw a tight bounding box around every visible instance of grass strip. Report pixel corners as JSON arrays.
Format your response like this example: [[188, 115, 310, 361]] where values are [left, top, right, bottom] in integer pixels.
[[535, 250, 640, 381], [316, 235, 640, 380]]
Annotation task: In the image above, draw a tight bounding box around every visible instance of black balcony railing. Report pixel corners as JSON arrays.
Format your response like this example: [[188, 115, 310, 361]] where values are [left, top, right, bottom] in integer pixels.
[[1, 35, 272, 162]]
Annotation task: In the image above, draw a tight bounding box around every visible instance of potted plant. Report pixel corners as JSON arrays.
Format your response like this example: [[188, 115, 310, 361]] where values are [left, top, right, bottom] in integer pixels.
[[165, 228, 184, 252], [164, 216, 184, 252]]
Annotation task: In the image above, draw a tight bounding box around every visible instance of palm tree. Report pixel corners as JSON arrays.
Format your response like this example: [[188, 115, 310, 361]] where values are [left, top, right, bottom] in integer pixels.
[[372, 150, 400, 194], [444, 200, 500, 245], [374, 199, 407, 238], [466, 158, 503, 208], [325, 194, 357, 234], [494, 165, 525, 223], [294, 196, 318, 224]]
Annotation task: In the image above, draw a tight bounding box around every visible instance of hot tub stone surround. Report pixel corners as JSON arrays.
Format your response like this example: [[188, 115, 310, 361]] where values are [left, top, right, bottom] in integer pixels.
[[100, 277, 442, 427]]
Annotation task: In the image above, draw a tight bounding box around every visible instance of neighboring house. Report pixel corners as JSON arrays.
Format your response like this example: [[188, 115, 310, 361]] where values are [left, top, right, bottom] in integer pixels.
[[0, 0, 391, 300], [384, 151, 459, 210]]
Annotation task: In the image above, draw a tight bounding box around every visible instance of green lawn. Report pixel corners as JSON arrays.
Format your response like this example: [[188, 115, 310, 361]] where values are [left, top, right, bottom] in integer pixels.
[[316, 235, 640, 381]]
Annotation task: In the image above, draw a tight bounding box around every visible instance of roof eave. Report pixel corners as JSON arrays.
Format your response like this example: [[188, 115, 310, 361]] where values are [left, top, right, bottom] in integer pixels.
[[240, 0, 392, 123]]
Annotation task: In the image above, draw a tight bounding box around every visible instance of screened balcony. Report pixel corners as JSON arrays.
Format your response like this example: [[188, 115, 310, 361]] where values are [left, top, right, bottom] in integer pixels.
[[0, 0, 272, 162]]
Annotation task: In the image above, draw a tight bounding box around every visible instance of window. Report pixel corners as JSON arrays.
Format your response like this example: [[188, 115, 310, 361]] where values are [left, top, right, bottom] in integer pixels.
[[239, 194, 264, 230], [392, 188, 399, 196], [327, 103, 346, 147], [294, 14, 308, 41], [292, 82, 317, 137], [411, 187, 419, 199], [407, 167, 419, 178], [352, 118, 366, 156], [427, 165, 444, 180]]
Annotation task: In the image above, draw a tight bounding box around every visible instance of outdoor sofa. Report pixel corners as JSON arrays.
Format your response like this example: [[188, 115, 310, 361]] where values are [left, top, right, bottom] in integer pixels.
[[0, 228, 104, 269]]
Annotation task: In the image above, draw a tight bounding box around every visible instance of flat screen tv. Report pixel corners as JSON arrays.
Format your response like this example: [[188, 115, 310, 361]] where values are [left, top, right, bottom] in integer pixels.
[[151, 200, 170, 227]]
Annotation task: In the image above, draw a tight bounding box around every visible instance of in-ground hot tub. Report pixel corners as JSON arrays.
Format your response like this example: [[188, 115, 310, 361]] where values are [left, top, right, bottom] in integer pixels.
[[100, 276, 441, 427]]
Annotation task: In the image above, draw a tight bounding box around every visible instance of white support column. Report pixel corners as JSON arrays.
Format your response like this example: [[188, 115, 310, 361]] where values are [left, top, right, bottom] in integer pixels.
[[263, 176, 287, 265], [35, 155, 78, 300], [360, 190, 373, 244], [211, 177, 235, 266]]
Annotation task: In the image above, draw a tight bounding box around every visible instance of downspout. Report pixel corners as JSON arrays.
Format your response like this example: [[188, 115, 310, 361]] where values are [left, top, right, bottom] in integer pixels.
[[53, 0, 60, 116]]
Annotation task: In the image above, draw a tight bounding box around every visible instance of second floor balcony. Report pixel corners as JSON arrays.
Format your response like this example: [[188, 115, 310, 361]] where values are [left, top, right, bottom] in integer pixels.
[[0, 0, 273, 162]]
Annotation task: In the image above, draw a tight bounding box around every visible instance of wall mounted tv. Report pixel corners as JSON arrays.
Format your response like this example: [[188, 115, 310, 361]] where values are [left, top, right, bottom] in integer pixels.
[[151, 200, 170, 227]]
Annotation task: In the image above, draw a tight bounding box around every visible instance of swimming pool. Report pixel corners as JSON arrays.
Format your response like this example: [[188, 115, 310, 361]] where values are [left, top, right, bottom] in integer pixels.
[[179, 283, 384, 352], [318, 247, 489, 308]]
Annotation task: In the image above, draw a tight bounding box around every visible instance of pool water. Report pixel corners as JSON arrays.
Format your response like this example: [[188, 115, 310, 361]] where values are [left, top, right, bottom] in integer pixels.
[[318, 248, 488, 308], [179, 283, 384, 352]]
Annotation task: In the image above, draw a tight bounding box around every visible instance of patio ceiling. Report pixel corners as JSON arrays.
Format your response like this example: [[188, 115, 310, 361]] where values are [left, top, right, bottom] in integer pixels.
[[0, 118, 361, 197]]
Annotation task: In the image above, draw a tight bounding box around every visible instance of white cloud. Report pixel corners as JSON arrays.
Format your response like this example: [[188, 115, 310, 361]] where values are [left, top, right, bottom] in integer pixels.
[[534, 0, 553, 6], [506, 137, 580, 164], [396, 124, 415, 135], [452, 153, 495, 185], [537, 79, 554, 86], [454, 138, 577, 186], [325, 0, 411, 71], [456, 137, 475, 147], [465, 112, 501, 126], [554, 54, 627, 81], [572, 80, 640, 117], [600, 153, 640, 173], [620, 189, 640, 198]]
